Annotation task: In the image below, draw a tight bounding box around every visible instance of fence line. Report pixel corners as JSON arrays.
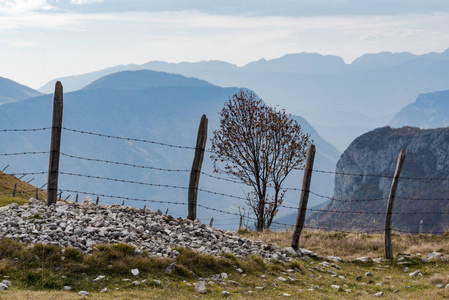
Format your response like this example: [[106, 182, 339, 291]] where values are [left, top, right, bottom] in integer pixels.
[[1, 85, 449, 261]]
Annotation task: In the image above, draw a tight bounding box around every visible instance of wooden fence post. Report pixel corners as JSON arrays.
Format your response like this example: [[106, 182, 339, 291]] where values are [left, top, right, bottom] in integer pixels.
[[96, 196, 99, 205], [12, 183, 17, 197], [209, 217, 214, 227], [187, 114, 208, 221], [47, 81, 63, 206], [36, 188, 39, 200], [291, 144, 316, 251], [385, 149, 405, 259], [419, 220, 423, 234]]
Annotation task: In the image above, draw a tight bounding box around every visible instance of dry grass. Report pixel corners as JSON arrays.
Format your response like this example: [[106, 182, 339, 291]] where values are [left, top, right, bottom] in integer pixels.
[[240, 229, 449, 259], [0, 171, 47, 206]]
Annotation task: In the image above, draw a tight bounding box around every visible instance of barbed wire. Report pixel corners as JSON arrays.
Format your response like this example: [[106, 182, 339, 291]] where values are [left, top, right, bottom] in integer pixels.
[[62, 127, 211, 152], [60, 153, 191, 173], [58, 172, 248, 200], [0, 127, 51, 132], [0, 151, 49, 157], [397, 196, 449, 201]]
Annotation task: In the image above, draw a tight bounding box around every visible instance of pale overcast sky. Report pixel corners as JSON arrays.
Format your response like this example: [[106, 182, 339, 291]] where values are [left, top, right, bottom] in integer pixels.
[[1, 0, 449, 89]]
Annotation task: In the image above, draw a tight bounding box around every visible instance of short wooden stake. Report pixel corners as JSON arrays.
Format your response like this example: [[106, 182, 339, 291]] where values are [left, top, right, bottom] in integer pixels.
[[36, 188, 39, 200], [291, 144, 316, 251], [47, 81, 64, 206], [96, 197, 99, 205], [58, 191, 62, 201], [209, 217, 214, 228], [165, 208, 169, 215], [385, 150, 405, 259], [187, 114, 208, 221], [12, 183, 17, 197], [419, 220, 423, 234], [239, 216, 243, 231], [122, 200, 125, 206]]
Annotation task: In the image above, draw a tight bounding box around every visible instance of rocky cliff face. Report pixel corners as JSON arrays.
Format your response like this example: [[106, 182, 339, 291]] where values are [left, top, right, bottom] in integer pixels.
[[308, 126, 449, 234]]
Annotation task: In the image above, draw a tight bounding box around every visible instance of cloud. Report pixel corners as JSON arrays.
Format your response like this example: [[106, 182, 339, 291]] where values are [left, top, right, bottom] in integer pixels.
[[0, 0, 53, 14], [393, 28, 425, 37], [360, 34, 378, 42], [70, 0, 104, 4]]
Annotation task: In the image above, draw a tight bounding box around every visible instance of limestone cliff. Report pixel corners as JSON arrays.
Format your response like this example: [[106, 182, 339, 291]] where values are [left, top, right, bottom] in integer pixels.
[[308, 126, 449, 234]]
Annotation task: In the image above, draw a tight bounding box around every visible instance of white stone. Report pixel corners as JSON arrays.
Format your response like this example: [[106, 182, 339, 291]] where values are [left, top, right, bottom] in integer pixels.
[[374, 291, 384, 297], [131, 268, 139, 276], [78, 291, 89, 296], [194, 281, 207, 294]]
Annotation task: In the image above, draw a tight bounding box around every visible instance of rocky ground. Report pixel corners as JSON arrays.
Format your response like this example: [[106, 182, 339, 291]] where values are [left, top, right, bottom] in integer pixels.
[[0, 197, 318, 261]]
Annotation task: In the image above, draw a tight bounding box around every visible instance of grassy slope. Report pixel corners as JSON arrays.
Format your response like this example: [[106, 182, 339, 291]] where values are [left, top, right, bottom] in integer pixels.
[[0, 174, 448, 299], [0, 171, 47, 206]]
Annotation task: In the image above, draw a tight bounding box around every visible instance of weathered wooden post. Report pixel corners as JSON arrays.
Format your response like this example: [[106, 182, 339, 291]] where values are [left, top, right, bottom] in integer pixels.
[[291, 144, 316, 250], [12, 183, 17, 197], [187, 114, 208, 221], [165, 208, 169, 215], [58, 191, 62, 201], [239, 216, 243, 231], [385, 149, 405, 259], [122, 200, 125, 206], [209, 217, 214, 228], [75, 194, 78, 203], [47, 81, 63, 206], [96, 196, 99, 205], [419, 220, 423, 234], [36, 188, 39, 200]]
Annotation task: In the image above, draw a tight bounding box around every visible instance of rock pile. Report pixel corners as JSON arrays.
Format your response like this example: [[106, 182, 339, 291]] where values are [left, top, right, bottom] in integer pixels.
[[0, 197, 319, 261]]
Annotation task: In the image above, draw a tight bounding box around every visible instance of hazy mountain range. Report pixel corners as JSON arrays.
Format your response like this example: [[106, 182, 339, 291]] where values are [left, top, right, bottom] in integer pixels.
[[0, 70, 339, 228], [0, 77, 41, 104], [390, 90, 449, 129], [39, 48, 449, 151]]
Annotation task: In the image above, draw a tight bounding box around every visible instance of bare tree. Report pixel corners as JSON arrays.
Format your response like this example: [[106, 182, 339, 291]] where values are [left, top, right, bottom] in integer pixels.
[[211, 90, 311, 231]]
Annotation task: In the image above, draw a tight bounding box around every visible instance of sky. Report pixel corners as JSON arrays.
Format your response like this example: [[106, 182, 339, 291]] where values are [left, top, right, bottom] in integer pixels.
[[1, 0, 449, 89]]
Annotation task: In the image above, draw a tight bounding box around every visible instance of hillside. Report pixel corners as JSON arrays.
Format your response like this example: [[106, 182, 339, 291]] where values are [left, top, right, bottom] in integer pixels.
[[0, 77, 41, 104], [0, 71, 339, 226], [307, 126, 449, 234], [39, 48, 449, 151], [390, 90, 449, 128], [83, 70, 214, 90], [0, 170, 47, 206]]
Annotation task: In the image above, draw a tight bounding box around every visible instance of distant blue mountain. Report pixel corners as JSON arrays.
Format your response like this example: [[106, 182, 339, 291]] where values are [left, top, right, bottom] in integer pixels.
[[83, 70, 214, 90], [0, 76, 41, 104], [1, 71, 339, 228], [390, 90, 449, 128], [39, 48, 449, 151]]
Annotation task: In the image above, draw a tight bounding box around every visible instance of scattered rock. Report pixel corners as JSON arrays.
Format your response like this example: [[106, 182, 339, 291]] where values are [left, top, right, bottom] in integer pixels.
[[131, 268, 139, 276], [365, 272, 373, 277], [374, 291, 384, 297], [0, 283, 8, 290], [1, 280, 11, 286], [63, 286, 72, 291], [132, 281, 140, 285], [356, 276, 363, 281], [277, 276, 287, 282], [331, 285, 343, 292], [78, 291, 89, 296], [221, 273, 228, 280], [327, 256, 342, 263], [409, 270, 422, 277], [194, 281, 207, 294], [236, 268, 243, 274], [165, 263, 176, 274], [222, 291, 231, 297], [436, 284, 443, 288], [100, 287, 108, 293], [354, 257, 372, 263], [260, 275, 267, 279], [153, 280, 161, 286], [282, 293, 291, 297]]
